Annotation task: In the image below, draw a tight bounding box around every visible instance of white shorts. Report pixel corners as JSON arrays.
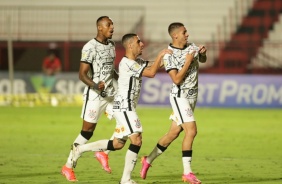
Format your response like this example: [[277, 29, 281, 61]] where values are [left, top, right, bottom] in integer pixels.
[[113, 111, 143, 139], [169, 96, 197, 125], [81, 96, 114, 123]]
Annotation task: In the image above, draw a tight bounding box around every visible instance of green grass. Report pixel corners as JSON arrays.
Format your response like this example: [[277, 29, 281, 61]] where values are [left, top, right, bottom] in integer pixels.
[[0, 106, 281, 184]]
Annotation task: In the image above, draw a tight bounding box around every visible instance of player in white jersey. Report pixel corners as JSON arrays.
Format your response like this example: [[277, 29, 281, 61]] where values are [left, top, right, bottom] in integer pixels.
[[61, 16, 118, 182], [70, 33, 172, 184], [140, 22, 207, 184]]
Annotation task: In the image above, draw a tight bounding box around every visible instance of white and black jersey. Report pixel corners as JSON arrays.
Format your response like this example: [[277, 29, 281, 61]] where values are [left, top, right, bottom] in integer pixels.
[[81, 38, 116, 100], [113, 57, 148, 112], [163, 42, 200, 99]]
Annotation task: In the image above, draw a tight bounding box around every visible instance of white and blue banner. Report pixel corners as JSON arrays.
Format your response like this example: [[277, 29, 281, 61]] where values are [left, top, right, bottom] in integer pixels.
[[0, 72, 281, 108], [139, 74, 282, 108]]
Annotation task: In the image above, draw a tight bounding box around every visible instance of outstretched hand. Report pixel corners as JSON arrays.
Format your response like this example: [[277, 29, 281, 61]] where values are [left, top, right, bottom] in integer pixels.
[[159, 49, 173, 57]]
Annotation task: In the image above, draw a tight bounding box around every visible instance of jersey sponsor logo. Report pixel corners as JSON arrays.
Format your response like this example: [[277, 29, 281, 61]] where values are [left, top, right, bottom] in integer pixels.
[[113, 101, 120, 109]]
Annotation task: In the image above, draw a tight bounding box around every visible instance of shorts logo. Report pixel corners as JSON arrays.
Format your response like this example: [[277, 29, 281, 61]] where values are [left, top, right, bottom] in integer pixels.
[[135, 119, 141, 128], [88, 110, 97, 119], [185, 108, 193, 117]]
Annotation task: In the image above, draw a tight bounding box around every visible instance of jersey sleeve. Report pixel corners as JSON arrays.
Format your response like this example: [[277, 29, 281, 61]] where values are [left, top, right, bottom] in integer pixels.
[[163, 53, 177, 73], [135, 58, 148, 78], [81, 43, 95, 64], [120, 58, 146, 79]]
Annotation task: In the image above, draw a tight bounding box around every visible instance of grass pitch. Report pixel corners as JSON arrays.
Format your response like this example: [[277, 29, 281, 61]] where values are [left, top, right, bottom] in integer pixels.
[[0, 106, 281, 184]]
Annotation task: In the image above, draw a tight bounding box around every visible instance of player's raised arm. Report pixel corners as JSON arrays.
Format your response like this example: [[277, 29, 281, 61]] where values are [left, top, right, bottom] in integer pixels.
[[166, 51, 195, 85], [142, 49, 172, 78]]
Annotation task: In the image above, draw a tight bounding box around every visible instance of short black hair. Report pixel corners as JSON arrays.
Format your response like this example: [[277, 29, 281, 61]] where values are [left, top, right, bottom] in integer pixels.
[[121, 33, 137, 47], [96, 16, 109, 26], [168, 22, 184, 35]]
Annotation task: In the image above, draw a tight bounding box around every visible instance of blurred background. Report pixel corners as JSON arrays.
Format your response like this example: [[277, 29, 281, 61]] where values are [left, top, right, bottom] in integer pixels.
[[0, 0, 281, 107]]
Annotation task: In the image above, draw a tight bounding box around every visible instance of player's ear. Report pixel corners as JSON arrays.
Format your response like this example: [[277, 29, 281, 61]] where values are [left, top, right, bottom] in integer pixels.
[[97, 25, 102, 31], [171, 32, 178, 39]]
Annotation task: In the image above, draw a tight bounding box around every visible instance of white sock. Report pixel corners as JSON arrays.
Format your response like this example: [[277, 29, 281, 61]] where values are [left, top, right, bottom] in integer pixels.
[[65, 134, 89, 168], [147, 146, 164, 164], [79, 140, 109, 153], [182, 157, 192, 174], [121, 149, 138, 182]]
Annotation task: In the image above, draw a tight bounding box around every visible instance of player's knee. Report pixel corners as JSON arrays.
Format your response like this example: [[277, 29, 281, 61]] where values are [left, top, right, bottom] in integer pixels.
[[114, 142, 125, 150], [189, 128, 198, 138], [172, 131, 181, 140], [167, 129, 181, 141], [129, 134, 142, 146], [133, 139, 142, 147], [82, 121, 97, 132], [111, 138, 126, 150]]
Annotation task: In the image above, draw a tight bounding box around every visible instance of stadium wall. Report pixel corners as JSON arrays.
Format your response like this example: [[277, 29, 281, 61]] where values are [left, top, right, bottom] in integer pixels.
[[0, 72, 281, 108]]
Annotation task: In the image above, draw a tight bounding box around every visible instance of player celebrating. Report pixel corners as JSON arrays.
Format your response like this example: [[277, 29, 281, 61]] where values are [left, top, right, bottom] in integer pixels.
[[61, 16, 118, 181], [70, 33, 172, 184], [140, 22, 207, 184]]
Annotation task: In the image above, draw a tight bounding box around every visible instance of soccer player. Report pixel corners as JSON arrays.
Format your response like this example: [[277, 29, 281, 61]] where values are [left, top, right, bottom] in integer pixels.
[[140, 22, 207, 184], [61, 16, 118, 181], [70, 33, 172, 184]]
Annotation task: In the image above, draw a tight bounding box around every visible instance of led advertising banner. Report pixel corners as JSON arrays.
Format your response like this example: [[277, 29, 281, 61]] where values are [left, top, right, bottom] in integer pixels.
[[0, 72, 281, 108], [139, 74, 282, 108]]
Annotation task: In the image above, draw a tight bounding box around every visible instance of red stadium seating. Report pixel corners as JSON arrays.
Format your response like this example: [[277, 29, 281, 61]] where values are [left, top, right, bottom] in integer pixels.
[[216, 0, 281, 74]]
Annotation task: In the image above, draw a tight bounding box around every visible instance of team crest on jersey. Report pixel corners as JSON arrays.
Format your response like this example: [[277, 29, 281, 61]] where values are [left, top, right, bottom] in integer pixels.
[[135, 119, 141, 128]]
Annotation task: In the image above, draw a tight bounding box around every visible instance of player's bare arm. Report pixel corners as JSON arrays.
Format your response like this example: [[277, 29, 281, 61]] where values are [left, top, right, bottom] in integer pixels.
[[198, 45, 207, 63], [79, 62, 105, 91], [142, 49, 172, 78], [168, 52, 195, 85]]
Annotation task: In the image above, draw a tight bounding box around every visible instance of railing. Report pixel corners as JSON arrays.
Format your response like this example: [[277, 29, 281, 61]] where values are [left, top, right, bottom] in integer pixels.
[[0, 5, 145, 41]]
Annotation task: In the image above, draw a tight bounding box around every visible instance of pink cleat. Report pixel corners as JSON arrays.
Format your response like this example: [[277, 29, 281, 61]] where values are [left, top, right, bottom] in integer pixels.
[[140, 156, 151, 179], [182, 172, 201, 184], [61, 165, 78, 182], [94, 152, 112, 173]]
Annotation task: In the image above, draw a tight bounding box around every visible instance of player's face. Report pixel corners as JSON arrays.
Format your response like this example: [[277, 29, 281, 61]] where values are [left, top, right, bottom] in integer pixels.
[[132, 36, 144, 56], [176, 26, 189, 46], [100, 18, 114, 39]]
